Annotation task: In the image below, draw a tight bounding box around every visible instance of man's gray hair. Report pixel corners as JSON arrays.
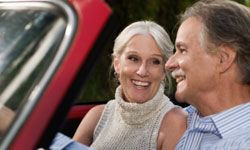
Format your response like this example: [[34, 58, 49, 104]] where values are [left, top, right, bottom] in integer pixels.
[[179, 0, 250, 85]]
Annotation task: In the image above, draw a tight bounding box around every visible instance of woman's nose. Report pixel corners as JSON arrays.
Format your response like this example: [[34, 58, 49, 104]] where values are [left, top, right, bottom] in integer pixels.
[[136, 63, 149, 77]]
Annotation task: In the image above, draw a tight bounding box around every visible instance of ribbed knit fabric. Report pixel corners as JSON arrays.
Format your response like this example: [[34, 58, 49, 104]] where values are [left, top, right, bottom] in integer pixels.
[[90, 85, 175, 150]]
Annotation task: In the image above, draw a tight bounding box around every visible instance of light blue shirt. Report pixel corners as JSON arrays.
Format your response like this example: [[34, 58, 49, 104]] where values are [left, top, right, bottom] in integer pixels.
[[49, 133, 92, 150], [176, 102, 250, 150]]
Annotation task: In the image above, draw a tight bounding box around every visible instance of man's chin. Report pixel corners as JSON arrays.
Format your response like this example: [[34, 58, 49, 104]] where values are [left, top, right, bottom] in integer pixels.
[[175, 93, 186, 103]]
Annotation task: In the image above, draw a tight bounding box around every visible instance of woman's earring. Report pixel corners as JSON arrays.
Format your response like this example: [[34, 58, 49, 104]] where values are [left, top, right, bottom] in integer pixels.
[[114, 72, 120, 85]]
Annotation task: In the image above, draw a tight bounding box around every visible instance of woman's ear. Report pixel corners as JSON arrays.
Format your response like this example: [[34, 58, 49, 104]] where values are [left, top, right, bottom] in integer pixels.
[[113, 57, 120, 74], [161, 70, 166, 81], [218, 45, 236, 73], [162, 63, 167, 81]]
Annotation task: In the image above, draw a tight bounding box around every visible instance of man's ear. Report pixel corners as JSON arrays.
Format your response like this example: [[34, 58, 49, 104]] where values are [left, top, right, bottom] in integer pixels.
[[218, 45, 236, 73], [113, 57, 120, 74]]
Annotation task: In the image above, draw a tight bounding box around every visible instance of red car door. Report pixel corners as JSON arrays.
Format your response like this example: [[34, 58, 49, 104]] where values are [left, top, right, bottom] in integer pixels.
[[0, 0, 112, 149]]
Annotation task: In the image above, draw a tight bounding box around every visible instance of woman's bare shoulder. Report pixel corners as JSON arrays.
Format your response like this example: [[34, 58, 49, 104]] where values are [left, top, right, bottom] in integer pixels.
[[165, 107, 187, 123], [73, 104, 105, 145], [157, 107, 187, 150]]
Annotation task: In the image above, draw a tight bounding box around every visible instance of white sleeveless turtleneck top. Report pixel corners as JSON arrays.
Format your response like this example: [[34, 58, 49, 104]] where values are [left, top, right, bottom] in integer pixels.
[[90, 85, 176, 150]]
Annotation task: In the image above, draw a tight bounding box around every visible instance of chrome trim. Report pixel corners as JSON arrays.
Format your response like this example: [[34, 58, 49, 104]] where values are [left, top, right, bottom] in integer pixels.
[[0, 0, 77, 149]]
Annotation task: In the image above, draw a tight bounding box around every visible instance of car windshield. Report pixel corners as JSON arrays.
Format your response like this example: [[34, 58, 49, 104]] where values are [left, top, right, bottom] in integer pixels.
[[0, 8, 66, 139]]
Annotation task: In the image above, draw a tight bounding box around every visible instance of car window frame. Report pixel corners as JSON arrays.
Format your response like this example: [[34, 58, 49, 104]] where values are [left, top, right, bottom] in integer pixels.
[[0, 0, 77, 149]]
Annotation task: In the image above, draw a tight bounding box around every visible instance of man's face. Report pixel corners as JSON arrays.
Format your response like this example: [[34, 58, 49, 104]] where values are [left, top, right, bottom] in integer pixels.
[[165, 17, 219, 104]]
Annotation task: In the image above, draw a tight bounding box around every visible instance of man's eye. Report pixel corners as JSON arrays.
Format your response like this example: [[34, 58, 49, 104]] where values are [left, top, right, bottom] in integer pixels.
[[180, 48, 187, 54]]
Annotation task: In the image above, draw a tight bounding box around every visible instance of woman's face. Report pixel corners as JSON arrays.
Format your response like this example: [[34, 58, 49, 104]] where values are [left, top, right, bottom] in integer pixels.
[[114, 34, 165, 103]]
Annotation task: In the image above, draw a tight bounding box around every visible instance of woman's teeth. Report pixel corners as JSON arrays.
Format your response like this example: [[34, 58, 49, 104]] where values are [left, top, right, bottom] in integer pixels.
[[132, 80, 149, 87]]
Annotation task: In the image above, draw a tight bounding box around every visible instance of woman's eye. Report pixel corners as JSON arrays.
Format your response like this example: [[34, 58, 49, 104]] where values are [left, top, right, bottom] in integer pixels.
[[152, 59, 161, 65], [127, 55, 138, 62]]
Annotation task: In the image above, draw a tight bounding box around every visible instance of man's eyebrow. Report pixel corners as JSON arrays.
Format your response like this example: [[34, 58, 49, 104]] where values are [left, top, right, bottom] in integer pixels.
[[175, 41, 187, 49]]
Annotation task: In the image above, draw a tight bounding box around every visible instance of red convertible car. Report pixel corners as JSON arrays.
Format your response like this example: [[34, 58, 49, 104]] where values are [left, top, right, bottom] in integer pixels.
[[0, 0, 114, 149]]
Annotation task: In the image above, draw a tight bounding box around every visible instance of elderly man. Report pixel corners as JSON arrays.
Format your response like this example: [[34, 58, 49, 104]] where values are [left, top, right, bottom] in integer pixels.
[[165, 0, 250, 149]]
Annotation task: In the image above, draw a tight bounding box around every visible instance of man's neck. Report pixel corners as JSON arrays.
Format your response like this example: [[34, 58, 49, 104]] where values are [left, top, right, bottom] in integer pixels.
[[192, 84, 250, 117]]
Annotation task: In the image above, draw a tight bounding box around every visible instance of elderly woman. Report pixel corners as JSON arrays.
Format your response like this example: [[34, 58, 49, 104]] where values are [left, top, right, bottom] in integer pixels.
[[73, 21, 187, 150]]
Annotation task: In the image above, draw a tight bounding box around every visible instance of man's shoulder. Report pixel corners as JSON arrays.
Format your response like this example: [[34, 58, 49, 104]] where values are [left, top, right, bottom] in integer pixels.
[[211, 129, 250, 149], [230, 127, 250, 139]]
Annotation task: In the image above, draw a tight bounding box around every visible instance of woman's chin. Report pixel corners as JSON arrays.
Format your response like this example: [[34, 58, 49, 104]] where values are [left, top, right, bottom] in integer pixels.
[[130, 97, 149, 103]]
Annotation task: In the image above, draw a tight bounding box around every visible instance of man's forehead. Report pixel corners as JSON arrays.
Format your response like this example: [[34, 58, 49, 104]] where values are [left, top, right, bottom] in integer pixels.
[[176, 17, 202, 45], [178, 17, 202, 33]]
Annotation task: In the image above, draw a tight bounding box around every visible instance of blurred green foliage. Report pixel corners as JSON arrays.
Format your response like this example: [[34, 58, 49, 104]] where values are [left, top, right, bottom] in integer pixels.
[[245, 0, 250, 6], [77, 0, 249, 104]]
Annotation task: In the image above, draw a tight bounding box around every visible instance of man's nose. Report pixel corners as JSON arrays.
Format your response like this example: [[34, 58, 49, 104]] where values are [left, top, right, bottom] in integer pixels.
[[165, 55, 178, 72], [136, 63, 149, 77]]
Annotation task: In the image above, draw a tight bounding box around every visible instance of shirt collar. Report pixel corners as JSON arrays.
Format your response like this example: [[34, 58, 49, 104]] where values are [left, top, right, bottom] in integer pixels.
[[186, 106, 219, 136]]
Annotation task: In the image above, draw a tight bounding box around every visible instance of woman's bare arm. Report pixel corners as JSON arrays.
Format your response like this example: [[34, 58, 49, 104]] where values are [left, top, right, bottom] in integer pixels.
[[157, 107, 187, 150], [73, 104, 105, 146]]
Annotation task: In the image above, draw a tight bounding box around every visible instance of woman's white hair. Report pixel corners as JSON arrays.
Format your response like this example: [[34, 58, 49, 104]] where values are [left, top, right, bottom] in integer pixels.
[[112, 20, 174, 62]]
